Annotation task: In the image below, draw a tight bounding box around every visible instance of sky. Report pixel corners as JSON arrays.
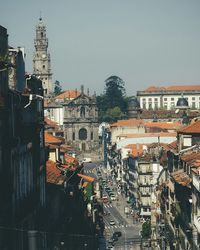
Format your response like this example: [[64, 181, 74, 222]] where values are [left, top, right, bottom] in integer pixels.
[[1, 0, 200, 95]]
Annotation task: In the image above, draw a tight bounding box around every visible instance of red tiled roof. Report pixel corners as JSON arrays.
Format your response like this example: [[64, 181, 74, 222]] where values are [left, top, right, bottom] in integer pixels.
[[117, 132, 177, 138], [178, 120, 200, 134], [44, 131, 62, 144], [77, 173, 94, 182], [125, 144, 146, 157], [111, 119, 144, 127], [145, 85, 200, 92], [145, 121, 181, 130], [55, 90, 80, 100], [46, 160, 66, 185]]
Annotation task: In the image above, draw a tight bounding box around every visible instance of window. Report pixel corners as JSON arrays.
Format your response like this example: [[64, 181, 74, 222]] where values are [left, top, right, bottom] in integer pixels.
[[183, 136, 192, 147], [171, 97, 174, 101], [73, 132, 75, 140], [79, 128, 87, 140], [170, 102, 175, 108], [192, 102, 196, 109], [43, 65, 45, 69], [192, 97, 196, 100], [91, 132, 93, 140], [164, 103, 168, 109], [164, 98, 167, 101]]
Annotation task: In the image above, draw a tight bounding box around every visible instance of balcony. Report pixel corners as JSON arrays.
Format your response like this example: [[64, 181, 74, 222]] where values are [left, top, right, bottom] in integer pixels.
[[194, 215, 200, 233]]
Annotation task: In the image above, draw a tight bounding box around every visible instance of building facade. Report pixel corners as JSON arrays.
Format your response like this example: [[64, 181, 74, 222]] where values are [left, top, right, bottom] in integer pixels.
[[63, 86, 99, 152], [33, 18, 52, 96], [137, 85, 200, 110]]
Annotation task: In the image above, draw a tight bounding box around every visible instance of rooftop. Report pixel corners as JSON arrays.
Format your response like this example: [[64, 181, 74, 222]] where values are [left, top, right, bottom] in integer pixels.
[[144, 85, 200, 92]]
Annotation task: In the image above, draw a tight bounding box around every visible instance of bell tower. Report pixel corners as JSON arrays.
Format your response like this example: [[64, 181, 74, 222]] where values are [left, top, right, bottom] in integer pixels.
[[33, 17, 52, 96]]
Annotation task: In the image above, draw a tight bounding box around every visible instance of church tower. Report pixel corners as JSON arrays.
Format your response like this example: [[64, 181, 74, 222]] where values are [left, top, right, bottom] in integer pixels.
[[33, 18, 52, 96]]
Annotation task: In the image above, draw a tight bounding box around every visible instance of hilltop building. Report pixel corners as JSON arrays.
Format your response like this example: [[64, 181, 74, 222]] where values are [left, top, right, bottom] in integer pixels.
[[137, 85, 200, 110]]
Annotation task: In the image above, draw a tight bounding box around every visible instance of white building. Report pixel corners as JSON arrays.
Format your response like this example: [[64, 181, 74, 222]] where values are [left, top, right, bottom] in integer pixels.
[[137, 85, 200, 110]]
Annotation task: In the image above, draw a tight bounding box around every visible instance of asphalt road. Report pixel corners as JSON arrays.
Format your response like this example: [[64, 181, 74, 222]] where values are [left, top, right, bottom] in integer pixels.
[[83, 162, 143, 250]]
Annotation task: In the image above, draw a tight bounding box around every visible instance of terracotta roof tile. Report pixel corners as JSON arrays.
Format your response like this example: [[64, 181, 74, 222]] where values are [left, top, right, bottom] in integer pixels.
[[125, 144, 146, 157], [117, 132, 177, 138], [178, 120, 200, 133], [44, 117, 59, 128], [55, 90, 80, 100], [145, 121, 181, 130], [46, 160, 66, 185], [144, 85, 200, 92], [111, 119, 144, 127], [77, 173, 94, 182], [44, 131, 62, 144]]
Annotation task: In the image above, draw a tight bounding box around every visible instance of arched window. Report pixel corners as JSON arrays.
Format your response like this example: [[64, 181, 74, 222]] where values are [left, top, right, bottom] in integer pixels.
[[79, 128, 87, 140], [73, 132, 75, 140]]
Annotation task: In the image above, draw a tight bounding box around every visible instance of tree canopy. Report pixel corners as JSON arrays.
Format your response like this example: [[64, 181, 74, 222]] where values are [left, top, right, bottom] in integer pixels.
[[96, 75, 128, 122], [54, 80, 62, 95]]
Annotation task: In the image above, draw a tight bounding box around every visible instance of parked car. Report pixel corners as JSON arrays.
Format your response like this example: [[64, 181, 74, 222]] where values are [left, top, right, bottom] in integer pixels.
[[110, 195, 116, 201], [113, 231, 122, 237], [112, 234, 118, 241], [108, 239, 114, 246], [109, 220, 115, 226]]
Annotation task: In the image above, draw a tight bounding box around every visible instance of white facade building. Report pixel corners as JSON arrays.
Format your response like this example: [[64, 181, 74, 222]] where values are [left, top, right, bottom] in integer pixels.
[[137, 85, 200, 110]]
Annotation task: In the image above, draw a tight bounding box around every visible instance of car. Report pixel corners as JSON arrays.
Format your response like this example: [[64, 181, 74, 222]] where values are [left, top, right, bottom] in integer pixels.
[[110, 196, 116, 201], [112, 234, 118, 241], [113, 231, 122, 237], [109, 220, 115, 226], [107, 239, 114, 246]]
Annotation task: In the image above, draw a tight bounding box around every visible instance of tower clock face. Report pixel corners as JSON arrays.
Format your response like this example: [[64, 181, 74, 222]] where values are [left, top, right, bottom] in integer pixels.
[[42, 54, 46, 58]]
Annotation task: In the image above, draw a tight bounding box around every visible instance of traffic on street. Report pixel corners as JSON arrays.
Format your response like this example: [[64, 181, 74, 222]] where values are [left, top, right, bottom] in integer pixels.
[[83, 161, 144, 250]]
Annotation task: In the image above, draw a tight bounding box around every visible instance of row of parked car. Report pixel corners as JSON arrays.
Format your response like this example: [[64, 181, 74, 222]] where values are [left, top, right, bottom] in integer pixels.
[[102, 180, 117, 202]]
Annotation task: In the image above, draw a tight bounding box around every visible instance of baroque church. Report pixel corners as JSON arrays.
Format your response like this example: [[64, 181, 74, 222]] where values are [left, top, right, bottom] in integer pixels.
[[63, 86, 99, 152], [33, 18, 53, 96]]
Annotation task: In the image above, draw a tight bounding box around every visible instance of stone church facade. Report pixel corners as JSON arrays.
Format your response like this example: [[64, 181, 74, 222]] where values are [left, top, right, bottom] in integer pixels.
[[33, 18, 53, 96], [63, 86, 99, 152]]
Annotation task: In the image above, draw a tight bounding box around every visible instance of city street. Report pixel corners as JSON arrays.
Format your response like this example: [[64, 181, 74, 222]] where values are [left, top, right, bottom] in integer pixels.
[[83, 162, 143, 250]]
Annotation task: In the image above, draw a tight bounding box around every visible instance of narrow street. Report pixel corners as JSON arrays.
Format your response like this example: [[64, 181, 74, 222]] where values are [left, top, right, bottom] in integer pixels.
[[83, 161, 143, 250]]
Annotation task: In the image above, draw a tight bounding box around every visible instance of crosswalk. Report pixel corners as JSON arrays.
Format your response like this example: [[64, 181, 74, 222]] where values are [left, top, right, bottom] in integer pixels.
[[105, 224, 133, 229], [84, 169, 95, 174]]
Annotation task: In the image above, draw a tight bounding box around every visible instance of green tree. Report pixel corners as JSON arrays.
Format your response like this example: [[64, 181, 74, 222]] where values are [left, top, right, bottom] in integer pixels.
[[54, 80, 62, 95], [96, 75, 128, 122], [104, 75, 127, 112], [141, 220, 151, 239]]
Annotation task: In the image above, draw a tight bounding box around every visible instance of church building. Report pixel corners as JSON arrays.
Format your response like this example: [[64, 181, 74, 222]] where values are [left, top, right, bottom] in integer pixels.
[[63, 86, 99, 152], [33, 18, 53, 96]]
